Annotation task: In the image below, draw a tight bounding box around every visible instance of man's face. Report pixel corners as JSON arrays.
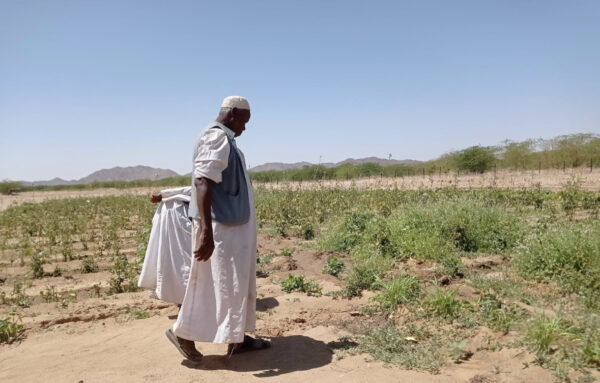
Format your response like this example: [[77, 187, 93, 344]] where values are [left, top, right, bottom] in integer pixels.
[[230, 108, 251, 137]]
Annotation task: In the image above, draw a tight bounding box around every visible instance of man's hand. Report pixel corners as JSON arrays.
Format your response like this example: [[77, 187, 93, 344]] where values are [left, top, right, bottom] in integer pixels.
[[150, 193, 162, 203], [194, 229, 215, 261]]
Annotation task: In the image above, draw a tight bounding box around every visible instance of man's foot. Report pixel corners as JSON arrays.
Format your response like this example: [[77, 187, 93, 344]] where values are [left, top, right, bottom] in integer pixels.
[[165, 329, 203, 361], [227, 335, 271, 355]]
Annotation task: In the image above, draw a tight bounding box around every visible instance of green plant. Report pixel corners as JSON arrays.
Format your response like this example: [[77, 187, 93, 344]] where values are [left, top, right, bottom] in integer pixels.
[[373, 275, 421, 312], [281, 274, 322, 296], [524, 316, 563, 358], [281, 248, 293, 257], [477, 293, 521, 333], [343, 264, 383, 297], [0, 282, 31, 307], [30, 251, 45, 279], [0, 315, 24, 344], [40, 285, 77, 307], [108, 251, 139, 294], [52, 265, 63, 277], [323, 256, 345, 277], [40, 285, 59, 303], [438, 255, 466, 279], [354, 322, 445, 373], [91, 284, 102, 298], [130, 308, 150, 320], [81, 257, 99, 273], [257, 253, 273, 277]]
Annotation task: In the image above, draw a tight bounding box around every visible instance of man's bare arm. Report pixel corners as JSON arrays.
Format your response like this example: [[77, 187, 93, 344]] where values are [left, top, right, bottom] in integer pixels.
[[193, 177, 215, 261]]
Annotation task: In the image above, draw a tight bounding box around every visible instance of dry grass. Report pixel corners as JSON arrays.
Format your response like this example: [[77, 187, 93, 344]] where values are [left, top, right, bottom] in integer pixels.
[[255, 168, 600, 191]]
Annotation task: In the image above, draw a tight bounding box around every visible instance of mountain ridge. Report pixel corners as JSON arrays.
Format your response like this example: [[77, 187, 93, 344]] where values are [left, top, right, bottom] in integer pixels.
[[19, 157, 421, 185]]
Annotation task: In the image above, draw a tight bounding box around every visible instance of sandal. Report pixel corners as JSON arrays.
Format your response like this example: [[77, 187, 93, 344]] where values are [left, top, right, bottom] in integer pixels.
[[165, 329, 203, 361], [227, 335, 271, 355]]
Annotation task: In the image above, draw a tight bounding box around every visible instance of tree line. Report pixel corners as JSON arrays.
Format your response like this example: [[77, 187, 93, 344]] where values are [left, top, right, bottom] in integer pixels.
[[250, 133, 599, 182]]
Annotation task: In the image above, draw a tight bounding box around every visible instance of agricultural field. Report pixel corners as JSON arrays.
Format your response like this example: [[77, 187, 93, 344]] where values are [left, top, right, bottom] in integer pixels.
[[0, 181, 599, 382]]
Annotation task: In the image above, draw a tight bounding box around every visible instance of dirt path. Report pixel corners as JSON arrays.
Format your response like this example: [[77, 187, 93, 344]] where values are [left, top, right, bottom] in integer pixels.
[[0, 312, 555, 383]]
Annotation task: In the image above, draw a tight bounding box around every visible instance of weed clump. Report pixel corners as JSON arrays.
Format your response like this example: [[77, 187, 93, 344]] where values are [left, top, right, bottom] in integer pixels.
[[30, 251, 45, 279], [323, 256, 345, 277], [373, 275, 421, 312], [0, 316, 24, 344], [476, 293, 522, 333], [0, 282, 31, 308], [514, 221, 600, 307], [281, 274, 322, 296], [422, 288, 464, 320], [342, 323, 446, 373], [343, 264, 383, 297], [81, 257, 99, 273], [438, 255, 466, 279]]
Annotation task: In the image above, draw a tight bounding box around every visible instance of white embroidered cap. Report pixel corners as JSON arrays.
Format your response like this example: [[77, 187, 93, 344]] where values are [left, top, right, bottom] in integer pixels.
[[221, 96, 250, 110]]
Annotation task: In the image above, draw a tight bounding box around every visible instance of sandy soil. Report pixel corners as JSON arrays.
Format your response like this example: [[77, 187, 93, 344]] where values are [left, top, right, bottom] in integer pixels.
[[0, 232, 573, 383]]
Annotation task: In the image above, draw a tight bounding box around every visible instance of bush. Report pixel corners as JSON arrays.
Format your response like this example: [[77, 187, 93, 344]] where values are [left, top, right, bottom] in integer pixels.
[[0, 181, 22, 195]]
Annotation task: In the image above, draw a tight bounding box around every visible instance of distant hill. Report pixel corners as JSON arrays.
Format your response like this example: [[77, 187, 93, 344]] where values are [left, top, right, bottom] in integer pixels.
[[78, 166, 179, 184], [19, 158, 423, 186], [249, 161, 314, 172], [22, 166, 181, 186], [249, 157, 422, 172]]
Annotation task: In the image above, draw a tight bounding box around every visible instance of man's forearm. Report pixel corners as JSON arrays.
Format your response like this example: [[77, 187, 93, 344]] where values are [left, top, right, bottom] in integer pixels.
[[194, 177, 213, 234]]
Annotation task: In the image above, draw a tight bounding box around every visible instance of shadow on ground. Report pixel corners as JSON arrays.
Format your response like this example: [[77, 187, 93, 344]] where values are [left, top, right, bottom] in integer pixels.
[[256, 297, 279, 311], [181, 335, 332, 377]]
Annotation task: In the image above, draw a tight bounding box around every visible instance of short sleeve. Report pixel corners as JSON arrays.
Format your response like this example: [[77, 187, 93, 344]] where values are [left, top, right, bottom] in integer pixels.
[[193, 128, 230, 183]]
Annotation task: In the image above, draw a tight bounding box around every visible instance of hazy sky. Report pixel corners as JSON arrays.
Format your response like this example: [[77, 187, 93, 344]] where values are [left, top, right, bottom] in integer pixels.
[[1, 0, 599, 181]]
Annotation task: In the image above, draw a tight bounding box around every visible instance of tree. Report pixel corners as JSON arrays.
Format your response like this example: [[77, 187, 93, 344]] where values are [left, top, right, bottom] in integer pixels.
[[457, 146, 496, 173]]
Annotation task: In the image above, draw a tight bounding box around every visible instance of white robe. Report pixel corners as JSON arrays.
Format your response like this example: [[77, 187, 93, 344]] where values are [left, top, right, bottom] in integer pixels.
[[138, 187, 193, 305], [173, 128, 257, 344]]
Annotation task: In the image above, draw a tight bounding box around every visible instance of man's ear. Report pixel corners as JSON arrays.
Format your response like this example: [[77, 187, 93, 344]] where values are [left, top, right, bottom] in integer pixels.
[[231, 107, 239, 119]]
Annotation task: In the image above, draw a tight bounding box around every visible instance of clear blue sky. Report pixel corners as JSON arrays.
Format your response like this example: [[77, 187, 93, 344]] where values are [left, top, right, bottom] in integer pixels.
[[1, 0, 599, 181]]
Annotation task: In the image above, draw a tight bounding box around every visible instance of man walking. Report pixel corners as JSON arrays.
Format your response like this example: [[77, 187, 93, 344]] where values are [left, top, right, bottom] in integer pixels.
[[166, 96, 269, 361]]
